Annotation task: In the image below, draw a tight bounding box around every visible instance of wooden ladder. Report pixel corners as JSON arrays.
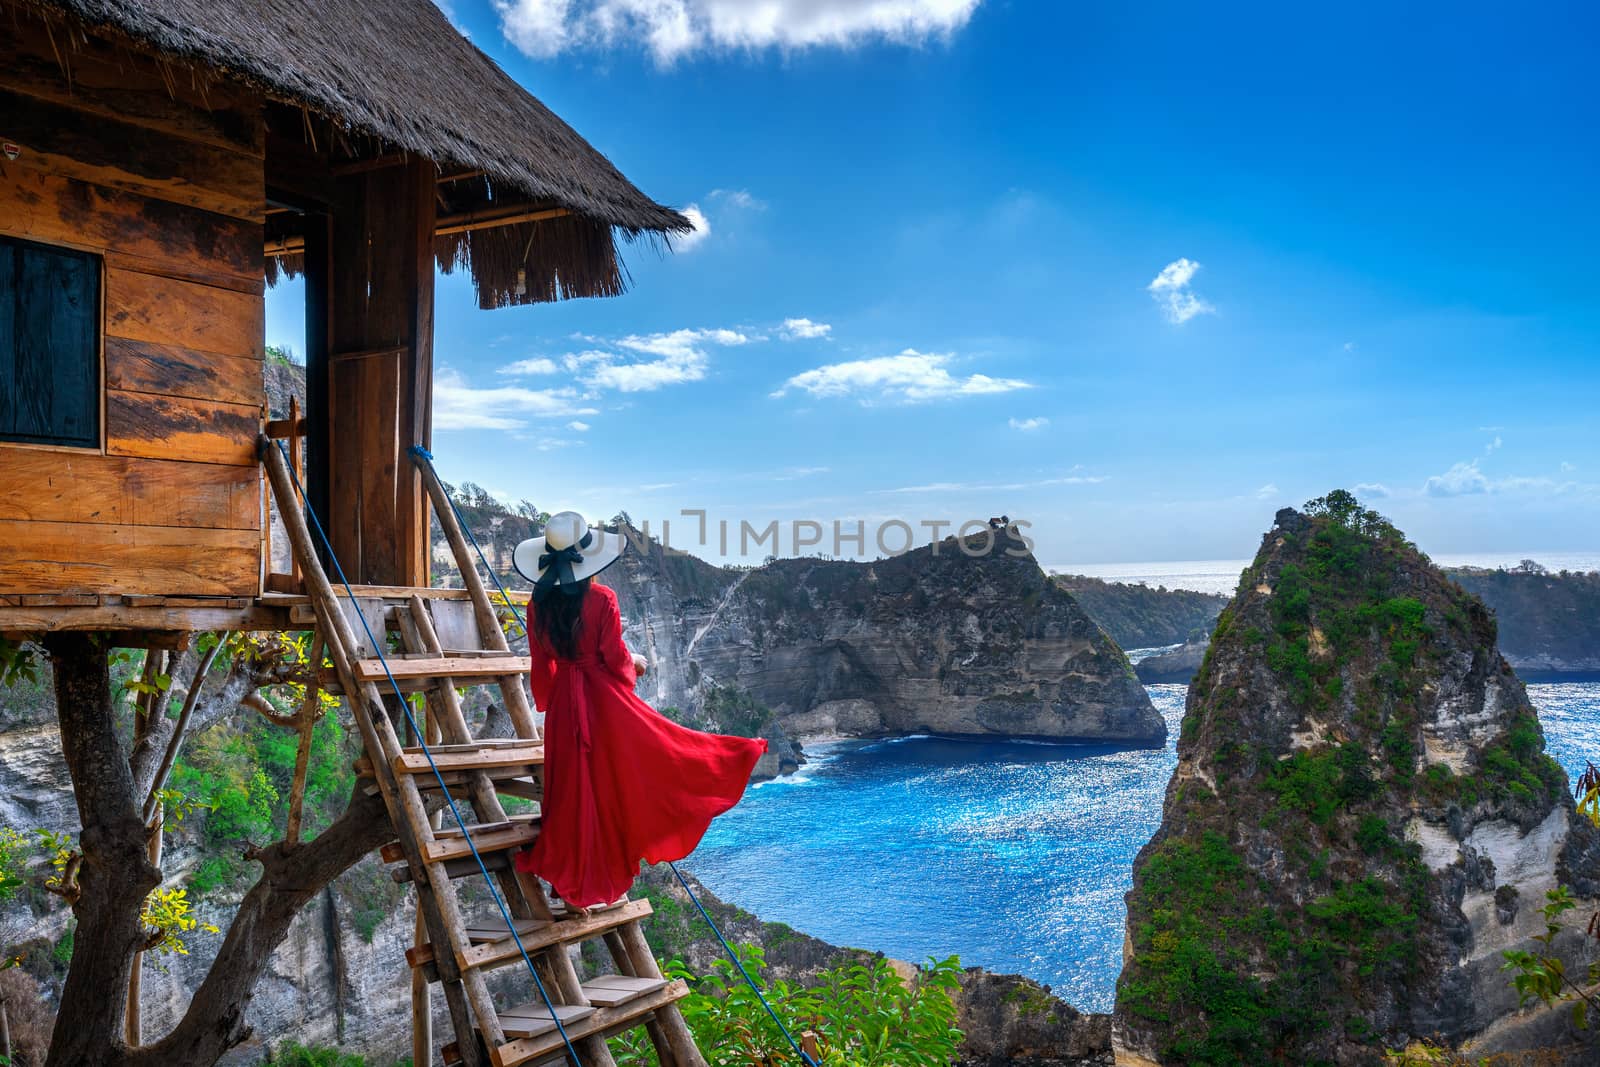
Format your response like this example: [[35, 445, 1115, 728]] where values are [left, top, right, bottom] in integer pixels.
[[260, 438, 708, 1067]]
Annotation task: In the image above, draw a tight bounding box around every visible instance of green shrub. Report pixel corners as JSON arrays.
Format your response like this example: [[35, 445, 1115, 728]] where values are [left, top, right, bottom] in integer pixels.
[[611, 944, 962, 1066]]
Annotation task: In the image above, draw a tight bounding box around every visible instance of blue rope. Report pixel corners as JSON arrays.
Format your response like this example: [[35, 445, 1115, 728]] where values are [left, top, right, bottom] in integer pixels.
[[667, 862, 820, 1067], [409, 445, 822, 1067], [275, 441, 582, 1067]]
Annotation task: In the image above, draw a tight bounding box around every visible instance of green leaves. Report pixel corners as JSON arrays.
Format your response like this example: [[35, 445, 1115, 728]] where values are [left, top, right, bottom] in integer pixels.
[[613, 944, 963, 1066], [1501, 887, 1599, 1031]]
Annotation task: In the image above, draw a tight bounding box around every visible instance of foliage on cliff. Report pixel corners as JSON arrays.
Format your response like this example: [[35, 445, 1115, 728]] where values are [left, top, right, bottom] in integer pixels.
[[1051, 574, 1228, 650], [1116, 491, 1580, 1065], [1448, 563, 1600, 674]]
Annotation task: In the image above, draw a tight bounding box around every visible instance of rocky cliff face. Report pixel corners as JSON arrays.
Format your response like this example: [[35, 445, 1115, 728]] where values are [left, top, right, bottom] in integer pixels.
[[1449, 566, 1600, 677], [612, 527, 1165, 748], [1049, 575, 1227, 651], [1115, 499, 1600, 1065]]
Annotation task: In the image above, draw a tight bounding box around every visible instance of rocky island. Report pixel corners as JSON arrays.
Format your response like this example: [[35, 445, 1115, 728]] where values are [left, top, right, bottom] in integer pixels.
[[611, 525, 1166, 758], [1115, 494, 1600, 1064]]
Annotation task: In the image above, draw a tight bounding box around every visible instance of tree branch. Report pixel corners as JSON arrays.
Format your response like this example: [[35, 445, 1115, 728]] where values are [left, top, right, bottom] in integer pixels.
[[124, 784, 395, 1067], [141, 641, 221, 825]]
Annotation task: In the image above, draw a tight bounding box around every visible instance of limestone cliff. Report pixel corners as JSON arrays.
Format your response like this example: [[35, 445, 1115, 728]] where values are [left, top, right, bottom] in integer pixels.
[[1115, 497, 1600, 1065], [612, 527, 1165, 747]]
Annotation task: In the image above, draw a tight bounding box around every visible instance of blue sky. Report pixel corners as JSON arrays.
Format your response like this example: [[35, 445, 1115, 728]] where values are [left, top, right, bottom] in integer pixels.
[[266, 0, 1600, 567]]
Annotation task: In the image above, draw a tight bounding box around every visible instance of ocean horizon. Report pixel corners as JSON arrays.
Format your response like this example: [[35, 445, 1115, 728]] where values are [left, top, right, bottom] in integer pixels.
[[1051, 551, 1600, 597]]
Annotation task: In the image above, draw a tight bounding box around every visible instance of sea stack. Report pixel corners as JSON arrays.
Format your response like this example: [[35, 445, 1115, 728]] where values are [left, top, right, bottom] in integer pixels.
[[615, 524, 1166, 746], [1114, 493, 1600, 1064]]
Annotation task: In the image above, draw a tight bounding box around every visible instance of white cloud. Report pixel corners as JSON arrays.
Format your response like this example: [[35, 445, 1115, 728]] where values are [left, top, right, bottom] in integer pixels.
[[772, 350, 1032, 404], [1425, 460, 1490, 497], [1485, 434, 1503, 453], [1354, 482, 1392, 499], [576, 327, 752, 393], [433, 368, 598, 431], [1008, 417, 1048, 432], [1255, 483, 1279, 499], [710, 188, 766, 210], [499, 356, 560, 376], [568, 420, 592, 431], [675, 205, 711, 251], [780, 317, 832, 341], [1343, 341, 1357, 352], [1147, 257, 1215, 325], [495, 0, 982, 64], [1562, 461, 1577, 473]]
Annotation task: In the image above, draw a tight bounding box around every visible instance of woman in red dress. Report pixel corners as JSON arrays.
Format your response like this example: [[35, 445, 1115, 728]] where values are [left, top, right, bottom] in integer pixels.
[[511, 512, 767, 909]]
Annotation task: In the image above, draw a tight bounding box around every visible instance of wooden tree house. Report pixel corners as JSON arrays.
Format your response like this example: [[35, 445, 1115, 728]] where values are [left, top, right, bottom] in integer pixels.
[[0, 2, 707, 1065]]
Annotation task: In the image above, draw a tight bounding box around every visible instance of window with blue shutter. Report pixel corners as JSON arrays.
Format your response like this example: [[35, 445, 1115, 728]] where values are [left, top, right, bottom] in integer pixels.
[[0, 236, 101, 449]]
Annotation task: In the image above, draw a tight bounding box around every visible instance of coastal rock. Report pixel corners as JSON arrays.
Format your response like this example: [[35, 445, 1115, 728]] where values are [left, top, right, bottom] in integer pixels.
[[955, 969, 1113, 1066], [1448, 565, 1600, 677], [1114, 494, 1600, 1065], [1050, 575, 1228, 651], [1131, 639, 1206, 684], [613, 527, 1165, 747]]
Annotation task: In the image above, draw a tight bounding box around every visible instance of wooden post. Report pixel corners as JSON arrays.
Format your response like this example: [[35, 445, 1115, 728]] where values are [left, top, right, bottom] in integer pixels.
[[326, 158, 436, 586]]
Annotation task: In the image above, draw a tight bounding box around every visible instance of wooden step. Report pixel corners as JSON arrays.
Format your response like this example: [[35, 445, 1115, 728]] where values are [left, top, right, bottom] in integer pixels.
[[389, 849, 514, 884], [579, 974, 668, 1008], [497, 1000, 596, 1039], [391, 742, 545, 777], [406, 916, 551, 969], [363, 768, 540, 803], [410, 899, 653, 973], [352, 654, 531, 683], [491, 979, 692, 1067], [380, 816, 539, 865]]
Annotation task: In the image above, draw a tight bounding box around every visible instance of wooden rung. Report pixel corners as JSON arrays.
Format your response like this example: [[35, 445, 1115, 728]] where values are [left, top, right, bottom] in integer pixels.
[[455, 900, 654, 975], [361, 766, 541, 801], [580, 974, 668, 1008], [351, 655, 531, 682], [490, 979, 692, 1067], [407, 916, 549, 969], [497, 1001, 596, 1039], [389, 850, 514, 884], [392, 744, 544, 776], [437, 813, 539, 840], [379, 820, 539, 865]]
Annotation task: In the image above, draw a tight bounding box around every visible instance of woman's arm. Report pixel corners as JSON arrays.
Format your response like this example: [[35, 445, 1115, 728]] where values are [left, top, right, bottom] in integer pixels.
[[527, 599, 557, 710], [595, 586, 639, 686]]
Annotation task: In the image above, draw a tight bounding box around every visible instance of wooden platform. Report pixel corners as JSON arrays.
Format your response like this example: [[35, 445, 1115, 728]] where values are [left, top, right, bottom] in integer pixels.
[[0, 586, 481, 638]]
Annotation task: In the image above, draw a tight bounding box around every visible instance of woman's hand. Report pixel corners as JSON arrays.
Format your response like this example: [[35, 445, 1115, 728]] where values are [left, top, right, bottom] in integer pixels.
[[632, 653, 649, 677]]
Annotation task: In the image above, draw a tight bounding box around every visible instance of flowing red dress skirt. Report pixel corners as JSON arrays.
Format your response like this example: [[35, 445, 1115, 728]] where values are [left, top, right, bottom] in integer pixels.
[[515, 582, 767, 907]]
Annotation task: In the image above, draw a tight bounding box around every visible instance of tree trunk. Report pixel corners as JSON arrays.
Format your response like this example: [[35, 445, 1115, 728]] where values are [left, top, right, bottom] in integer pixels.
[[42, 632, 404, 1067], [45, 633, 161, 1067]]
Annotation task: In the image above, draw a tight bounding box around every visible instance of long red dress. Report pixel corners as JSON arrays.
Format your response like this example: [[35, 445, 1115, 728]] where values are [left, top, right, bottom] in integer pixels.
[[515, 581, 767, 907]]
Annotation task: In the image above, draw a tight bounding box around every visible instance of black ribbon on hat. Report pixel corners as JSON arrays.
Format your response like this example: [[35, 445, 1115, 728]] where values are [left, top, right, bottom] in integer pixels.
[[532, 530, 594, 603]]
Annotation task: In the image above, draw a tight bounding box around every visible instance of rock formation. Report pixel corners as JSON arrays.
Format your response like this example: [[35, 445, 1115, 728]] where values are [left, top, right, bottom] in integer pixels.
[[1449, 565, 1600, 678], [1050, 575, 1228, 651], [1115, 496, 1600, 1065], [612, 526, 1166, 749]]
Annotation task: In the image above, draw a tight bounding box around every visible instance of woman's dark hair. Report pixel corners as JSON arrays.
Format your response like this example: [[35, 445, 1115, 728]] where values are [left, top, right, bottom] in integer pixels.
[[535, 577, 591, 659]]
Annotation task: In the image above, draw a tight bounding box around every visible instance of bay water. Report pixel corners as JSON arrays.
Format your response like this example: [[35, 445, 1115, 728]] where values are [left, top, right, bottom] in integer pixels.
[[687, 681, 1600, 1013]]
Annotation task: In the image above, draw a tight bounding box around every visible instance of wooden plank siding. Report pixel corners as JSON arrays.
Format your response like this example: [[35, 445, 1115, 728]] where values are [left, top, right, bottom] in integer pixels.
[[0, 27, 268, 598], [0, 520, 259, 596]]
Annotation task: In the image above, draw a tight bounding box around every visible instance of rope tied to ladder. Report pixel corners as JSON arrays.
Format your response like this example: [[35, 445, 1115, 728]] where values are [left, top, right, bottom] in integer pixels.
[[409, 445, 823, 1067], [275, 440, 585, 1067]]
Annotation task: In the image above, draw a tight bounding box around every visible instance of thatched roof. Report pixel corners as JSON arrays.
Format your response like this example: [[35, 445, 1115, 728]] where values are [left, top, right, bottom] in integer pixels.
[[26, 0, 692, 303]]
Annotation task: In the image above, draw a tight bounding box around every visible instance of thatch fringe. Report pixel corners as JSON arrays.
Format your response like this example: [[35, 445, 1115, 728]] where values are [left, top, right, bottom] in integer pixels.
[[435, 214, 630, 308]]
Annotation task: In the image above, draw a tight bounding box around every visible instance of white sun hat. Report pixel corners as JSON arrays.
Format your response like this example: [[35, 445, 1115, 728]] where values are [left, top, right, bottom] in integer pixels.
[[513, 511, 624, 600]]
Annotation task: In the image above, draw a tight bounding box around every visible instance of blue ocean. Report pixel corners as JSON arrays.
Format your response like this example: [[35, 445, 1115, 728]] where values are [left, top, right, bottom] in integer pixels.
[[687, 680, 1600, 1013]]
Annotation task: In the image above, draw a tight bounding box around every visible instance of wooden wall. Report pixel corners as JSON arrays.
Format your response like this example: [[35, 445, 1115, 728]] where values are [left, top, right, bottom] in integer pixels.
[[0, 21, 265, 596]]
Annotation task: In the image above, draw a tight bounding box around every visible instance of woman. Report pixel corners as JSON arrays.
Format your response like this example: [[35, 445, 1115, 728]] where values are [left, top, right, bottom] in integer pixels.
[[511, 511, 767, 909]]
